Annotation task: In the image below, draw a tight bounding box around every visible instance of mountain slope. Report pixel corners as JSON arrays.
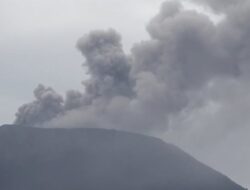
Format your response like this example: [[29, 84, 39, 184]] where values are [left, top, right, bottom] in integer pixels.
[[0, 124, 246, 190]]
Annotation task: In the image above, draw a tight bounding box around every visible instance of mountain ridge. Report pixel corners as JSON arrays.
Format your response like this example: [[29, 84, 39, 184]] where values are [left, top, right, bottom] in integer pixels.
[[0, 124, 247, 190]]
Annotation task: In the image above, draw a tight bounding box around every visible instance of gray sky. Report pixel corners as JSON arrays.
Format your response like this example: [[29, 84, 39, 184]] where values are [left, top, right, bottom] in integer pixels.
[[1, 0, 249, 188]]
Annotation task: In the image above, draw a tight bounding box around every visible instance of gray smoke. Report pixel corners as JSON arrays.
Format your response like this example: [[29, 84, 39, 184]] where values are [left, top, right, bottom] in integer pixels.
[[15, 84, 64, 126], [192, 0, 247, 12], [77, 29, 134, 100], [14, 0, 250, 134]]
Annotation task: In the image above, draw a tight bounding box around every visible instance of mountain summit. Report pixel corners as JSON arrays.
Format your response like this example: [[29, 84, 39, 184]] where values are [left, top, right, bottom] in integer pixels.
[[0, 125, 246, 190]]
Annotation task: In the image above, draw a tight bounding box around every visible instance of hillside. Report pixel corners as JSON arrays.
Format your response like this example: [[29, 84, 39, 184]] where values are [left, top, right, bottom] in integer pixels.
[[0, 124, 246, 190]]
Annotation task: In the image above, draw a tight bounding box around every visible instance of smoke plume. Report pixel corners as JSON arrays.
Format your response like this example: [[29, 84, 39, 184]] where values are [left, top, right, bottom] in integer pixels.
[[192, 0, 247, 12], [15, 84, 64, 126], [14, 0, 250, 135]]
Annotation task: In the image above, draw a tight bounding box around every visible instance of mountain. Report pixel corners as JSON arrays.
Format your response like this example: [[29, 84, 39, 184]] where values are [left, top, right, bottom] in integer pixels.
[[0, 124, 246, 190]]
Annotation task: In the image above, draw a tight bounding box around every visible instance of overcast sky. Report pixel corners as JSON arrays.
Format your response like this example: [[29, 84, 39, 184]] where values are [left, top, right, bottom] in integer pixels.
[[1, 0, 249, 188]]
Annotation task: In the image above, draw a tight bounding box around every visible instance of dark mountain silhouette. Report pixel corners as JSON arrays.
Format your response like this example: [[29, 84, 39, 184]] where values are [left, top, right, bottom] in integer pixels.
[[0, 124, 247, 190]]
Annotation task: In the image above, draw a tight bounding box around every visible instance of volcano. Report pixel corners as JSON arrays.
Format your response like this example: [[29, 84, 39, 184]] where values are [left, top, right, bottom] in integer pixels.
[[0, 124, 246, 190]]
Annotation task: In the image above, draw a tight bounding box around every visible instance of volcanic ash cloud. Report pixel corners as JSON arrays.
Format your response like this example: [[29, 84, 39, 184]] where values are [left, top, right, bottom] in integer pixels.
[[14, 0, 250, 135]]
